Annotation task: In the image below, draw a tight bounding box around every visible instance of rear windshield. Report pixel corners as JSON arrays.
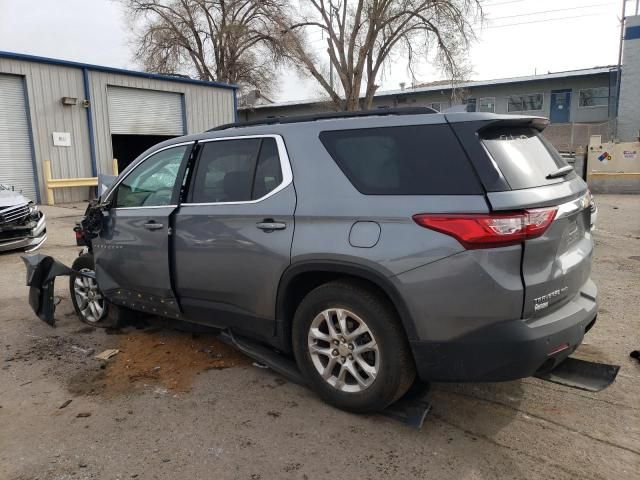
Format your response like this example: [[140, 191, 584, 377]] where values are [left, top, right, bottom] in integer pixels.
[[481, 127, 573, 189], [319, 125, 483, 195]]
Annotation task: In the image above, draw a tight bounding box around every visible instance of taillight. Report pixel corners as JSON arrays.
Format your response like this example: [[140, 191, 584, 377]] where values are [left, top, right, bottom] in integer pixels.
[[412, 207, 557, 249]]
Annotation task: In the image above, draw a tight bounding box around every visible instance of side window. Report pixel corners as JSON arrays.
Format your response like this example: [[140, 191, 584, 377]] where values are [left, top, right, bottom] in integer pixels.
[[253, 138, 283, 199], [115, 145, 188, 208], [319, 125, 483, 195], [190, 137, 283, 203]]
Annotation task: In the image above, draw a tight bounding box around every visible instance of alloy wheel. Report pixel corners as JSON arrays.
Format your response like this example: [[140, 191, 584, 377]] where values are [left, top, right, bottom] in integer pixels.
[[73, 268, 105, 323], [307, 308, 379, 393]]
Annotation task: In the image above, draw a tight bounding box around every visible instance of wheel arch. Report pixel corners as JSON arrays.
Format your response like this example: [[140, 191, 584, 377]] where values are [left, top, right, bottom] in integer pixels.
[[275, 260, 417, 353]]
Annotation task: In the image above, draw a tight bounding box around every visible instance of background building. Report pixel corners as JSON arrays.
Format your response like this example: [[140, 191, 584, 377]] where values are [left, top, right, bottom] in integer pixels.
[[0, 51, 237, 203], [617, 14, 640, 142], [240, 66, 617, 153]]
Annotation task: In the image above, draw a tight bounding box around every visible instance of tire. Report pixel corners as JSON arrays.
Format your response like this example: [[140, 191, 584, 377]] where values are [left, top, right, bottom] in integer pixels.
[[69, 255, 132, 328], [292, 279, 415, 413]]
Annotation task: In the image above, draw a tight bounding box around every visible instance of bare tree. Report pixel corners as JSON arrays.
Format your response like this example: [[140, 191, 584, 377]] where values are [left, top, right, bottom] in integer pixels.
[[121, 0, 286, 95], [266, 0, 481, 110]]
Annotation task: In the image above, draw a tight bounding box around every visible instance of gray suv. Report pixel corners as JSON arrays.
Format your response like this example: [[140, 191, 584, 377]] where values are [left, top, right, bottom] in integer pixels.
[[34, 108, 599, 413]]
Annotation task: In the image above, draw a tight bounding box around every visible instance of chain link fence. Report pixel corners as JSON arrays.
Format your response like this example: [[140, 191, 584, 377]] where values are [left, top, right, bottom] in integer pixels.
[[542, 121, 615, 153]]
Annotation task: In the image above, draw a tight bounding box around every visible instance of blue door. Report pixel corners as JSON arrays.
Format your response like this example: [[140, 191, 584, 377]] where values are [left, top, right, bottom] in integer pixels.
[[550, 89, 572, 123]]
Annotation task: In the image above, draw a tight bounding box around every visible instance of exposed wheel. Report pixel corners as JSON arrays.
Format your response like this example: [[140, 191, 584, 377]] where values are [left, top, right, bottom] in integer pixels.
[[69, 255, 131, 328], [292, 280, 415, 413]]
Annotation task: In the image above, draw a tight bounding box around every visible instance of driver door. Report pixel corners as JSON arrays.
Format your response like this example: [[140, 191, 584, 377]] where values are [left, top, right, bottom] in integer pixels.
[[94, 143, 193, 316]]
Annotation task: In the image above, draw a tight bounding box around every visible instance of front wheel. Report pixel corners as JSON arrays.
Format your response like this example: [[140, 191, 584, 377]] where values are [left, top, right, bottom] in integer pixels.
[[292, 280, 415, 413], [69, 255, 131, 328]]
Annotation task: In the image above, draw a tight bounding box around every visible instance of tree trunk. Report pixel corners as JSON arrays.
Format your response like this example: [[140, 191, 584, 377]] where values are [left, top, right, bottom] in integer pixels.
[[363, 82, 378, 110]]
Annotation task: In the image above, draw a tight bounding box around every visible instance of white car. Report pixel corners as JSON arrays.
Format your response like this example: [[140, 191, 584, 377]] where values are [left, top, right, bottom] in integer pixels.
[[0, 185, 46, 252]]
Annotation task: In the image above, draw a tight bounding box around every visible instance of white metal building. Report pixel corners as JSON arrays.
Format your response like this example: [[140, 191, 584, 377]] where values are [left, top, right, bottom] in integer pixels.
[[617, 14, 640, 142], [0, 51, 237, 203]]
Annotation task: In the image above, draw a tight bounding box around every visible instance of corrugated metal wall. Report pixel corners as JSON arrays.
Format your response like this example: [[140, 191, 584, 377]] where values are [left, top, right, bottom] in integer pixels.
[[89, 71, 234, 176], [0, 56, 235, 204], [0, 58, 92, 203]]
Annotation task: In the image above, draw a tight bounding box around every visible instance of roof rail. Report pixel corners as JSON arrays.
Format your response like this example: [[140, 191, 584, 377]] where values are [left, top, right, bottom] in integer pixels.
[[208, 106, 438, 131]]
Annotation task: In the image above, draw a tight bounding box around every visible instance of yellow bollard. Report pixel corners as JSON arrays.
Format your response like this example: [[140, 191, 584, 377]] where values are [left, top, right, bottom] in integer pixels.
[[42, 159, 114, 205], [44, 160, 55, 206]]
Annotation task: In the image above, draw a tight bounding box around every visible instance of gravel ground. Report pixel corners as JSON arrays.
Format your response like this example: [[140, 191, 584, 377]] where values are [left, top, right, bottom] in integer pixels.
[[0, 195, 639, 480]]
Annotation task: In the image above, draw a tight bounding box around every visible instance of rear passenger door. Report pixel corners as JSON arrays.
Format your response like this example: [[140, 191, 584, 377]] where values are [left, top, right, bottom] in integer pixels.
[[173, 135, 295, 338]]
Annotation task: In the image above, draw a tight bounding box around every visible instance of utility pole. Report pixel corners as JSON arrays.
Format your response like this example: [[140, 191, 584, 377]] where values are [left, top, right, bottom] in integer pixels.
[[614, 0, 627, 139], [329, 6, 334, 91]]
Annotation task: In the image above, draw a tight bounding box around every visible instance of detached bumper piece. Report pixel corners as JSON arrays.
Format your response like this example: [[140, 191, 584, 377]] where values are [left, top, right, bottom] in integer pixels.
[[535, 357, 620, 392], [22, 254, 74, 326]]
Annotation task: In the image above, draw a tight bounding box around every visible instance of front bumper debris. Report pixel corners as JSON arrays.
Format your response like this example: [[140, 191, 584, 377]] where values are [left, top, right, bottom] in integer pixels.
[[0, 211, 47, 252], [22, 254, 83, 326]]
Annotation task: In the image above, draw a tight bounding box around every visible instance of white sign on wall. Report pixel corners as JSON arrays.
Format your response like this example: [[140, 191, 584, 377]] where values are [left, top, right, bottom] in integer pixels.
[[52, 132, 71, 147]]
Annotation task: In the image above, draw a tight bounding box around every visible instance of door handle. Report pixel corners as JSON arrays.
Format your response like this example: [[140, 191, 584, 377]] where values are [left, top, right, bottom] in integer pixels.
[[256, 219, 286, 231], [144, 221, 164, 230]]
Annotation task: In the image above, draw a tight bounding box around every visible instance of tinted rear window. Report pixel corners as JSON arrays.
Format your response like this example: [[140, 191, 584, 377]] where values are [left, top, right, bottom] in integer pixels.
[[319, 125, 483, 195], [481, 127, 573, 189]]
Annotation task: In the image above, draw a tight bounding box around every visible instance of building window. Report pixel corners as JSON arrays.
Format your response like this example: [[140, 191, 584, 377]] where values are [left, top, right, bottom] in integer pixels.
[[579, 87, 609, 107], [479, 97, 496, 113], [507, 93, 544, 112], [429, 102, 441, 112], [466, 98, 477, 112]]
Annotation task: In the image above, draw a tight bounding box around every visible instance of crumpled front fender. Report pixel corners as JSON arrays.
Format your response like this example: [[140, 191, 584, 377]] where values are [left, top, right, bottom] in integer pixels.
[[21, 254, 82, 326]]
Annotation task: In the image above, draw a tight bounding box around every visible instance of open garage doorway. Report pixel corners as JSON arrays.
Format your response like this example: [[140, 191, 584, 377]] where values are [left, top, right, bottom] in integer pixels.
[[112, 134, 177, 171], [107, 86, 185, 171]]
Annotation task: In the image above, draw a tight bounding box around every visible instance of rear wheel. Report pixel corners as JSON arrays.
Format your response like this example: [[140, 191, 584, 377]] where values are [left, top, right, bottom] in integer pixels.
[[292, 280, 415, 413], [69, 255, 132, 328]]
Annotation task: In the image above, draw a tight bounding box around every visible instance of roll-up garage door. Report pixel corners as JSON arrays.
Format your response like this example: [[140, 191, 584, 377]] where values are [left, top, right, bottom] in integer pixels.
[[107, 86, 184, 136], [0, 74, 36, 200]]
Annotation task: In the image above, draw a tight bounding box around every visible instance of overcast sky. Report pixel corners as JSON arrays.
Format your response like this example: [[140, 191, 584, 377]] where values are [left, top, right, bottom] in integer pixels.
[[0, 0, 632, 102]]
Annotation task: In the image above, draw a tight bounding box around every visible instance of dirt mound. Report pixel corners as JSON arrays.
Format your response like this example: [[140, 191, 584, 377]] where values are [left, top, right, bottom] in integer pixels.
[[104, 329, 250, 393]]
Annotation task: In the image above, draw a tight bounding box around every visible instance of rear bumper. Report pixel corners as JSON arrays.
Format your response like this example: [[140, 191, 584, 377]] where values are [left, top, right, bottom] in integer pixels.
[[0, 214, 46, 253], [410, 279, 598, 382]]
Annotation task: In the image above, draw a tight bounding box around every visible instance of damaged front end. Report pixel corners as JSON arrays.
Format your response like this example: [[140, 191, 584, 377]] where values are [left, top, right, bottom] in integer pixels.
[[73, 198, 106, 248], [0, 185, 47, 252], [0, 201, 46, 253]]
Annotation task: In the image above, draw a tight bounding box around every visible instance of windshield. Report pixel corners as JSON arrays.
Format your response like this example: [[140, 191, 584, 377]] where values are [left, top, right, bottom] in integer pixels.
[[481, 127, 574, 190]]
